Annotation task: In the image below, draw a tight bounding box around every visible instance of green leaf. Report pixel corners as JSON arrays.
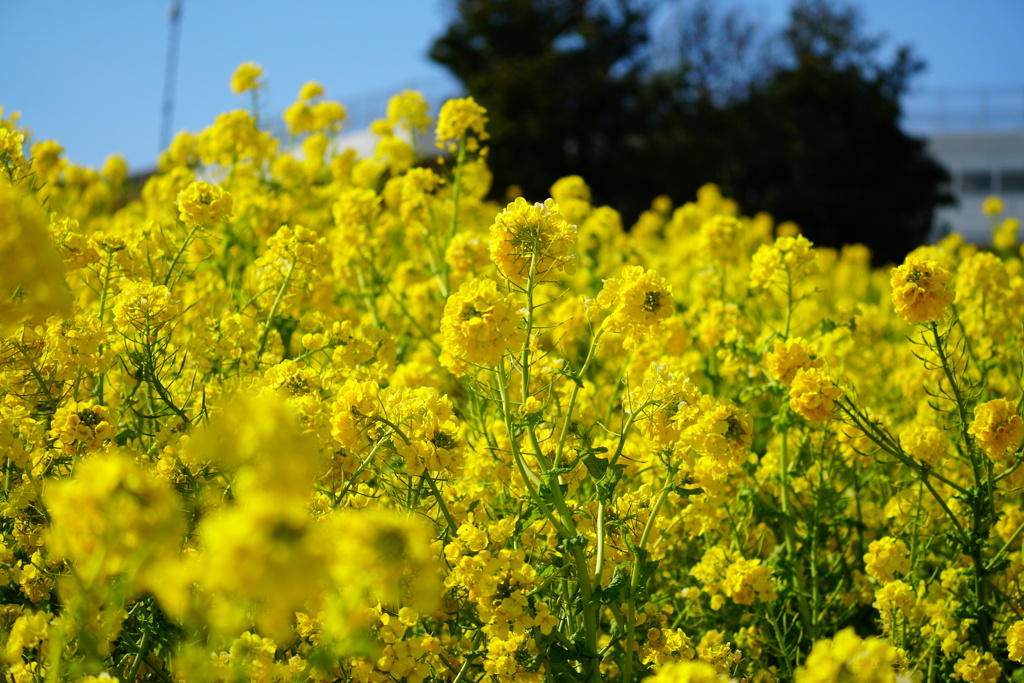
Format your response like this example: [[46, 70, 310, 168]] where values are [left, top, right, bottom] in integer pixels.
[[596, 464, 624, 503], [593, 564, 630, 604], [582, 452, 609, 479]]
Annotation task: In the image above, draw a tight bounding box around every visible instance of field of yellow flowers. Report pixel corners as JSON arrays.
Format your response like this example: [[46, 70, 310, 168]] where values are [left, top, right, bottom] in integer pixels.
[[2, 63, 1024, 683]]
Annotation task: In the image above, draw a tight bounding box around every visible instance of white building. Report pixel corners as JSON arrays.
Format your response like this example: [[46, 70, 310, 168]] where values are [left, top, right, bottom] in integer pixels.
[[927, 132, 1024, 243], [905, 86, 1024, 243]]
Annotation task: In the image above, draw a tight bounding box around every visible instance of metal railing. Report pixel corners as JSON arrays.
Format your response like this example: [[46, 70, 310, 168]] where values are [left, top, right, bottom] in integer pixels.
[[273, 80, 1024, 137], [902, 85, 1024, 134]]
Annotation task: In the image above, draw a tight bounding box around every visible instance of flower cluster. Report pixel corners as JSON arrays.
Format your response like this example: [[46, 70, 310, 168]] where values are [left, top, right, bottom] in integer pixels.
[[749, 234, 818, 290], [176, 180, 233, 227], [890, 254, 955, 324], [864, 537, 911, 583], [436, 96, 489, 153], [2, 65, 1024, 683], [764, 337, 822, 386], [230, 61, 264, 94], [440, 277, 524, 372], [597, 265, 674, 348], [691, 545, 777, 610], [795, 628, 901, 683], [489, 197, 577, 286], [969, 397, 1024, 462], [789, 366, 844, 423]]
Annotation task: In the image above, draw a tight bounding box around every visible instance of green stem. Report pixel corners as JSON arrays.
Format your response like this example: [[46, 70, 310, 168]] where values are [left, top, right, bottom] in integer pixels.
[[496, 360, 599, 679], [521, 254, 537, 407], [929, 323, 976, 469], [97, 251, 115, 320], [592, 501, 606, 591], [554, 327, 605, 470], [142, 653, 176, 683], [928, 323, 991, 649], [255, 260, 298, 367], [125, 627, 151, 682], [334, 437, 387, 502], [622, 470, 675, 683], [779, 428, 815, 639], [355, 265, 381, 327], [141, 340, 189, 424], [420, 206, 450, 298], [163, 223, 201, 288], [450, 656, 473, 683], [987, 516, 1024, 572], [838, 399, 967, 494], [3, 459, 12, 498], [495, 364, 565, 536], [422, 470, 458, 534], [918, 471, 969, 545], [909, 480, 925, 572], [608, 405, 647, 469], [383, 282, 442, 352], [16, 343, 58, 414], [44, 619, 67, 683], [572, 544, 601, 683]]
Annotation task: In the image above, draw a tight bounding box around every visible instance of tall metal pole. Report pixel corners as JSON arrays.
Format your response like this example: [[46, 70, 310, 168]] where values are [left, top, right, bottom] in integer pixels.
[[160, 0, 183, 153]]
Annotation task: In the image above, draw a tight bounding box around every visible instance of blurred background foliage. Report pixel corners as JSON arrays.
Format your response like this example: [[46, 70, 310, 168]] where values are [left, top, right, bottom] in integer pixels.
[[430, 0, 952, 263]]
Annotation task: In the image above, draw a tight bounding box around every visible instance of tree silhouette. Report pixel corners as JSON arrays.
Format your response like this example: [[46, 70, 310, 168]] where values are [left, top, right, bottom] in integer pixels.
[[430, 0, 657, 217], [431, 0, 952, 262], [700, 0, 952, 262]]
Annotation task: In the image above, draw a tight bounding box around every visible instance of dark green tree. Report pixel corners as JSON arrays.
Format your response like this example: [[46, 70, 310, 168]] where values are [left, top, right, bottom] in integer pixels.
[[700, 0, 952, 263], [429, 0, 659, 218], [430, 0, 952, 263]]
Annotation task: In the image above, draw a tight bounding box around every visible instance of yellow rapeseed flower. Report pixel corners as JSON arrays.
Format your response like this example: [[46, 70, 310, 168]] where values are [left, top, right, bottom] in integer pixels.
[[789, 367, 843, 423], [863, 536, 911, 583], [550, 175, 592, 225], [436, 96, 489, 153], [440, 277, 524, 373], [298, 80, 324, 101], [677, 395, 753, 483], [749, 234, 818, 290], [387, 386, 465, 475], [112, 281, 181, 336], [230, 61, 263, 94], [597, 265, 673, 348], [3, 612, 49, 661], [699, 215, 743, 264], [489, 197, 577, 286], [890, 255, 954, 324], [0, 125, 29, 180], [387, 90, 432, 135], [0, 180, 72, 332], [873, 580, 916, 633], [177, 180, 232, 227], [994, 217, 1019, 251], [642, 661, 728, 682], [953, 649, 1001, 683], [44, 452, 184, 587], [982, 195, 1004, 217], [1007, 620, 1024, 663], [969, 397, 1024, 462], [899, 425, 947, 467], [764, 337, 822, 386], [795, 628, 899, 683], [49, 400, 114, 454]]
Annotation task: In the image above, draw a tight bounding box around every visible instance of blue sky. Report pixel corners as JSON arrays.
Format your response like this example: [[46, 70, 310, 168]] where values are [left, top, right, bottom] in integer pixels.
[[3, 0, 1023, 170]]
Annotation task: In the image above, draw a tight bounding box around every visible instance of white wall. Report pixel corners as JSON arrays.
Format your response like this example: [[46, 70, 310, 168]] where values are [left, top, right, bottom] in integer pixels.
[[927, 131, 1024, 243]]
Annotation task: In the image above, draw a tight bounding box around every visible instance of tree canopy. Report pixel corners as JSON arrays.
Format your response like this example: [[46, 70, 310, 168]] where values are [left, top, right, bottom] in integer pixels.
[[430, 0, 951, 263]]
